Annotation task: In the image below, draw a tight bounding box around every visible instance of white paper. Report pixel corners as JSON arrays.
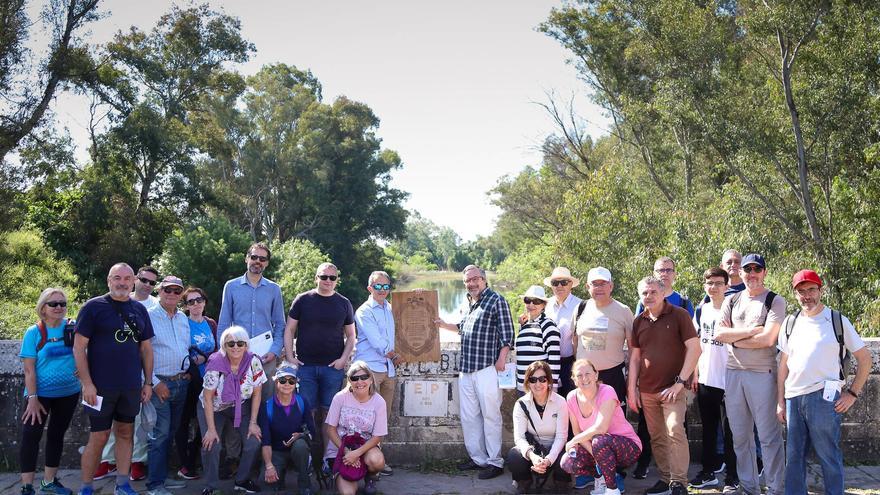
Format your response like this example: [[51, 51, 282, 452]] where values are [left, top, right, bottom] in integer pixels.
[[823, 380, 841, 402], [249, 331, 273, 357], [81, 395, 103, 411], [497, 362, 516, 389]]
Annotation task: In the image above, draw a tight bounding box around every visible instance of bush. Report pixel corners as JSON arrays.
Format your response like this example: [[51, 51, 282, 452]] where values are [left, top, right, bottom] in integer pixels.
[[272, 238, 331, 303]]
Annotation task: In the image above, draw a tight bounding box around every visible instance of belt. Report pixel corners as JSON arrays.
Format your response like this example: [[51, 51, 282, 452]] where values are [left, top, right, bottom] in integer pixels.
[[158, 372, 191, 382]]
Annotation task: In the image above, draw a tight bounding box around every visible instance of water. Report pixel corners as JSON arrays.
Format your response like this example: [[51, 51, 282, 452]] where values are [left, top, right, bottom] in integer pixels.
[[396, 272, 467, 342]]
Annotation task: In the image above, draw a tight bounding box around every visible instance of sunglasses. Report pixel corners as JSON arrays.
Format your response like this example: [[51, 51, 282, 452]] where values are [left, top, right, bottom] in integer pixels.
[[138, 276, 158, 286], [523, 297, 545, 305], [46, 301, 67, 308], [249, 254, 269, 262], [162, 287, 183, 295], [528, 376, 549, 384], [371, 283, 392, 291], [742, 266, 765, 273], [349, 374, 371, 382], [277, 377, 297, 385], [318, 275, 338, 281], [225, 340, 247, 348], [186, 296, 205, 305], [550, 279, 570, 287]]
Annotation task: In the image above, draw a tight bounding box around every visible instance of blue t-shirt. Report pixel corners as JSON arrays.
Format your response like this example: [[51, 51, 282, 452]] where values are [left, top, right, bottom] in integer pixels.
[[636, 290, 694, 318], [19, 321, 81, 398], [75, 294, 155, 391], [188, 318, 216, 377]]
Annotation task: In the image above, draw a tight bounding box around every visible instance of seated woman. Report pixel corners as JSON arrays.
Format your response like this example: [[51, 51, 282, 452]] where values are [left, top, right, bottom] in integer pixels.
[[324, 361, 387, 495], [507, 360, 570, 494], [198, 326, 266, 495], [562, 359, 642, 495], [259, 365, 316, 495]]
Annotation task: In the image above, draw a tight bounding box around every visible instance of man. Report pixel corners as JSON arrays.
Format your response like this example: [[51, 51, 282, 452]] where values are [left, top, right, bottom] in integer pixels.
[[354, 270, 401, 476], [636, 256, 694, 317], [701, 250, 746, 304], [628, 276, 700, 495], [777, 270, 871, 495], [715, 254, 786, 495], [218, 242, 286, 394], [95, 266, 158, 481], [74, 263, 155, 495], [689, 267, 738, 492], [145, 276, 191, 495], [543, 266, 583, 397], [436, 265, 514, 480]]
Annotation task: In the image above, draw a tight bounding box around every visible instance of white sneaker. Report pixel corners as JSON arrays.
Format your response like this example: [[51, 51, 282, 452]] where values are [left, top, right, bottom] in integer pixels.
[[592, 474, 607, 495], [604, 489, 622, 495]]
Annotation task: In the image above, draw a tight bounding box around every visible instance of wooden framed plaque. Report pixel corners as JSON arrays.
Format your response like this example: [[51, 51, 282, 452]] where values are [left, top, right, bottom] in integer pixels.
[[393, 290, 440, 362]]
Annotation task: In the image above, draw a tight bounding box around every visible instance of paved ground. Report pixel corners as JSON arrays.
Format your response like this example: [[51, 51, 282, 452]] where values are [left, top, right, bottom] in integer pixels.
[[3, 462, 879, 494]]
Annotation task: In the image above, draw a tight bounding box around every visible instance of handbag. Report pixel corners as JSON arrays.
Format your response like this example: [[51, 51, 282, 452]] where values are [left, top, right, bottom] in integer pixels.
[[333, 432, 368, 482]]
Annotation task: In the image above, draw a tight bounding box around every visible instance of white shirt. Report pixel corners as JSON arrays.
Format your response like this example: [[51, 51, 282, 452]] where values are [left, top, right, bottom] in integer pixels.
[[545, 293, 583, 358], [695, 303, 727, 390], [131, 293, 159, 311]]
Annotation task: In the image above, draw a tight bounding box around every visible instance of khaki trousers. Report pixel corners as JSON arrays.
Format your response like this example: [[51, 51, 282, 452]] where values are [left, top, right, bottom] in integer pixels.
[[640, 390, 689, 484], [372, 371, 397, 417]]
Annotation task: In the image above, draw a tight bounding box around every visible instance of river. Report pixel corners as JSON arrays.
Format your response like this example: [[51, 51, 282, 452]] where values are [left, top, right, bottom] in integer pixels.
[[396, 271, 467, 342]]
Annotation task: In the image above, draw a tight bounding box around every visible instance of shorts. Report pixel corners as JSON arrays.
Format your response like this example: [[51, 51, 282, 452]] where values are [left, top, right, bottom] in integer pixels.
[[85, 388, 142, 432]]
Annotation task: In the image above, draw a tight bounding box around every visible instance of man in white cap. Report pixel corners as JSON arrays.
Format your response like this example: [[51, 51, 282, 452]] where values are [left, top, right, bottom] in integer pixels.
[[543, 267, 583, 397]]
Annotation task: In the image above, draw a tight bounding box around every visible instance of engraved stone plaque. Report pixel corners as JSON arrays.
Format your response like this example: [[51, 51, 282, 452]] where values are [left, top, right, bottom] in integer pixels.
[[393, 290, 440, 362], [403, 380, 449, 417]]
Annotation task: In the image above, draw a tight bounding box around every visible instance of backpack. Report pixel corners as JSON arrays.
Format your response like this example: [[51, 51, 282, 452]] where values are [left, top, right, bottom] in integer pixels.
[[726, 291, 777, 327], [36, 319, 76, 352], [783, 309, 850, 381]]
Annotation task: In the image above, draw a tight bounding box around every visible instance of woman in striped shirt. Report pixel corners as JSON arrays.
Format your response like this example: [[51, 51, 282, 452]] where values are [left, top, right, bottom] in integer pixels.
[[515, 286, 561, 393]]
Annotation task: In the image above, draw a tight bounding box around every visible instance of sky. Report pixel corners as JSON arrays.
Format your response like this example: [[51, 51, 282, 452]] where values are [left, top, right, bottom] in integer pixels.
[[46, 0, 609, 241]]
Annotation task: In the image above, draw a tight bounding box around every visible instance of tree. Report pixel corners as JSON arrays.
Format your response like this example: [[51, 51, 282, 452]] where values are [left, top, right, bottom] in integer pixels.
[[270, 238, 331, 304]]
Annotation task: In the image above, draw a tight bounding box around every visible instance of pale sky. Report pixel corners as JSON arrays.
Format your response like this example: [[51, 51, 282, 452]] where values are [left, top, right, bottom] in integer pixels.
[[46, 0, 609, 240]]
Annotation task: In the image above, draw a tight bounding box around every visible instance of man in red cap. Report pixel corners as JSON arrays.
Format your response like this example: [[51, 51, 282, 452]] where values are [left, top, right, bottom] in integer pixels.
[[776, 269, 871, 495]]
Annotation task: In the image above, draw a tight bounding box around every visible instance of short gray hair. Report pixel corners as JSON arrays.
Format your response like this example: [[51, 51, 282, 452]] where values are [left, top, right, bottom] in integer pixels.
[[721, 249, 741, 261], [36, 288, 67, 319], [218, 325, 250, 357], [462, 264, 486, 280], [368, 270, 391, 285], [637, 276, 665, 293]]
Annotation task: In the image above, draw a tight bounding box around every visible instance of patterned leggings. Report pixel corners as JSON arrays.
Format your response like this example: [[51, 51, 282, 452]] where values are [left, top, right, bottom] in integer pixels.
[[560, 434, 641, 489]]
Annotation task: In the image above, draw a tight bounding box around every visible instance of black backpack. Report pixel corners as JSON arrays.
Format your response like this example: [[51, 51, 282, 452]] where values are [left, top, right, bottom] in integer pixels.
[[783, 309, 850, 380]]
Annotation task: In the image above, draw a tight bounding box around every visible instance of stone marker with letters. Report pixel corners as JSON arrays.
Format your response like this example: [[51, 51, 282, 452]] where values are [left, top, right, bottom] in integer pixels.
[[393, 289, 440, 362]]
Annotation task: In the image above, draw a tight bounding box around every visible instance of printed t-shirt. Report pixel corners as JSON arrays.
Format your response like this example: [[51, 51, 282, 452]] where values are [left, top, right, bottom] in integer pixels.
[[324, 390, 388, 459], [631, 302, 697, 394], [566, 384, 641, 450], [695, 303, 727, 390], [200, 355, 267, 411], [188, 318, 216, 377], [574, 299, 633, 370], [19, 321, 81, 397], [288, 291, 354, 366]]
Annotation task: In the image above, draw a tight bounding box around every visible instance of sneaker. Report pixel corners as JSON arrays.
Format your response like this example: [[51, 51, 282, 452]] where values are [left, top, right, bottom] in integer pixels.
[[178, 467, 200, 480], [40, 479, 72, 495], [94, 462, 117, 480], [592, 475, 606, 495], [575, 474, 594, 489], [722, 478, 740, 494], [164, 478, 187, 489], [714, 462, 726, 474], [457, 459, 483, 471], [604, 489, 621, 495], [233, 479, 261, 493], [645, 480, 670, 495], [615, 472, 626, 493], [114, 483, 138, 495], [478, 465, 503, 480], [145, 488, 173, 495], [76, 488, 93, 495], [380, 464, 393, 476], [669, 481, 687, 495], [129, 462, 147, 481], [632, 463, 649, 480], [363, 477, 378, 495], [689, 471, 718, 488], [21, 485, 36, 495]]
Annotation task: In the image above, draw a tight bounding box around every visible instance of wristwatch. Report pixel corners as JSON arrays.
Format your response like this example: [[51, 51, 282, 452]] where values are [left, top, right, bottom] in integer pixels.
[[673, 375, 686, 386]]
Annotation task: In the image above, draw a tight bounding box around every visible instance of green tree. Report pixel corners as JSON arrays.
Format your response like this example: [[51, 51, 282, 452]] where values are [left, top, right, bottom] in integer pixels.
[[271, 238, 331, 304]]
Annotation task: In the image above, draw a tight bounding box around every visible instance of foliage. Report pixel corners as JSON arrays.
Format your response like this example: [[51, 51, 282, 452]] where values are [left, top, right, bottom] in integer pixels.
[[271, 238, 332, 304], [0, 230, 79, 339]]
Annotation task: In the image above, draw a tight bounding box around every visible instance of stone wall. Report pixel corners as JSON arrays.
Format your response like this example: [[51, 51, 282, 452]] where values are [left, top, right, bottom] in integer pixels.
[[0, 339, 877, 469]]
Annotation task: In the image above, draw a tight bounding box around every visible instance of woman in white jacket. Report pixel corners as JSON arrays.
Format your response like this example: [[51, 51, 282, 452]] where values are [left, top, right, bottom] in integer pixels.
[[507, 360, 570, 494]]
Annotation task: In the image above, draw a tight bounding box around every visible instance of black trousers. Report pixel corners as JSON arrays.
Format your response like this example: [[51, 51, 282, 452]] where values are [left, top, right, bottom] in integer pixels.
[[697, 384, 737, 478], [175, 372, 203, 471], [19, 392, 79, 472], [506, 446, 569, 482]]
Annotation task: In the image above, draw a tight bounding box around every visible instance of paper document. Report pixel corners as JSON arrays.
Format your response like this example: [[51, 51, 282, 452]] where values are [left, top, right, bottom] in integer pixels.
[[81, 395, 103, 412], [497, 362, 516, 389], [249, 331, 273, 357]]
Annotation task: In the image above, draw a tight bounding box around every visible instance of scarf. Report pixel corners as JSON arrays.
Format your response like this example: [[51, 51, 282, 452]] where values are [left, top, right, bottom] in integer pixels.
[[205, 350, 254, 427]]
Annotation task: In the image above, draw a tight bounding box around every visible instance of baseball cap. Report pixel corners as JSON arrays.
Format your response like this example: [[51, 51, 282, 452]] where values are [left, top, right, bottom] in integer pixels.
[[791, 269, 822, 289], [158, 275, 184, 289], [741, 253, 766, 268], [587, 267, 612, 283]]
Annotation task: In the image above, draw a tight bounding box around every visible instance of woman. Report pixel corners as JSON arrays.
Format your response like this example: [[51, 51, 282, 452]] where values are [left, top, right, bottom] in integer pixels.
[[515, 286, 561, 393], [259, 366, 316, 495], [19, 288, 80, 495], [562, 359, 642, 495], [507, 360, 570, 494], [324, 361, 387, 495], [198, 326, 265, 495], [175, 287, 218, 480]]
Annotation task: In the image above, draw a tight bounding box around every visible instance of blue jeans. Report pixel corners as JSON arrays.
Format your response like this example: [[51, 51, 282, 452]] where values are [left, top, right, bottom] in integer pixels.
[[297, 365, 345, 409], [147, 379, 189, 489], [785, 389, 843, 495]]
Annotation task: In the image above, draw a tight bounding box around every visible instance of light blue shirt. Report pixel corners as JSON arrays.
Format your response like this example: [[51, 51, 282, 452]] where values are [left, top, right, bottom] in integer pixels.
[[148, 304, 191, 385], [354, 297, 396, 377], [217, 274, 286, 357]]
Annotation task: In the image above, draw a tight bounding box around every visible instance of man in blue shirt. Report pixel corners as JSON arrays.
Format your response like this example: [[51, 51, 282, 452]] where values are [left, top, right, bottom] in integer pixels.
[[635, 256, 694, 317]]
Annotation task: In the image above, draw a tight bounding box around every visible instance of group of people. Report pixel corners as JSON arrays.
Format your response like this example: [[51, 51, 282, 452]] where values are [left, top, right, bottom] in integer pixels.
[[15, 245, 871, 495]]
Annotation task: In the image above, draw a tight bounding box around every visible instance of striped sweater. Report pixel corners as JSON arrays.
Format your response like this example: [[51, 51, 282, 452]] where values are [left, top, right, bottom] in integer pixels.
[[515, 312, 561, 392]]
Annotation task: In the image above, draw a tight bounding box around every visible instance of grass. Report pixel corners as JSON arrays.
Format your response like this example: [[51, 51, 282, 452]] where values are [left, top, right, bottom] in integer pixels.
[[417, 457, 468, 476]]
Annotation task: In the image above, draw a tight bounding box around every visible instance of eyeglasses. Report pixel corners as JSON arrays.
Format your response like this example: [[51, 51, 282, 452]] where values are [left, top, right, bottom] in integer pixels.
[[138, 277, 158, 286], [742, 266, 764, 273], [162, 287, 183, 295], [704, 281, 727, 287], [527, 376, 549, 384], [46, 301, 67, 308], [550, 279, 570, 287], [523, 297, 545, 305], [249, 254, 269, 262], [654, 268, 675, 274], [349, 374, 371, 382], [318, 275, 338, 281], [225, 340, 247, 348], [186, 296, 205, 305], [464, 276, 483, 284], [277, 377, 297, 385], [371, 283, 392, 291]]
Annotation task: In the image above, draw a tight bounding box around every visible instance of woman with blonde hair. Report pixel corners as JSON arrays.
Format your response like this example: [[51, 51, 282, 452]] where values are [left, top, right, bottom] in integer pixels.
[[324, 361, 387, 495]]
